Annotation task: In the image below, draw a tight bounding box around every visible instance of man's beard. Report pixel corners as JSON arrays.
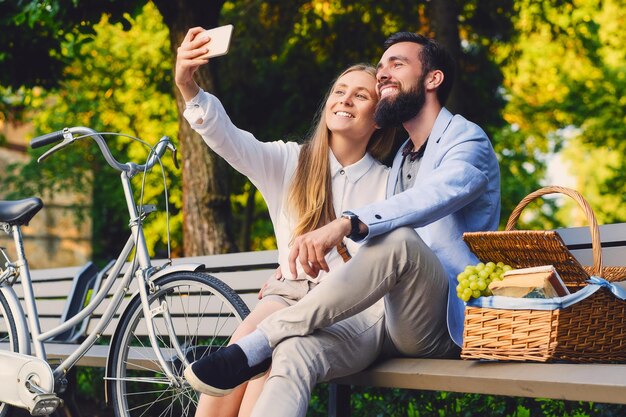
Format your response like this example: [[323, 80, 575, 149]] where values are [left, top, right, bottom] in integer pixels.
[[374, 81, 426, 128]]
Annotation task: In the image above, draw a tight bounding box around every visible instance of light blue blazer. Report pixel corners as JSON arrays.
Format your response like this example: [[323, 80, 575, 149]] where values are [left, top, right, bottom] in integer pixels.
[[351, 107, 501, 346]]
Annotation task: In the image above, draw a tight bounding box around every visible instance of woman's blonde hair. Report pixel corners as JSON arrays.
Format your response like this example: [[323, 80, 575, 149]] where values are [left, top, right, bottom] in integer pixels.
[[287, 64, 396, 239]]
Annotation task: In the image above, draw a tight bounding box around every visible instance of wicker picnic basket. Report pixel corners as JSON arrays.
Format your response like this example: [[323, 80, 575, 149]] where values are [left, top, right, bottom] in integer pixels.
[[461, 186, 626, 363]]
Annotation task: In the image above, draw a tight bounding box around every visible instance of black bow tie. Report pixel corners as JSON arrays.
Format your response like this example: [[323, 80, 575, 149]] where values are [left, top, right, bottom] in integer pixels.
[[401, 139, 428, 162]]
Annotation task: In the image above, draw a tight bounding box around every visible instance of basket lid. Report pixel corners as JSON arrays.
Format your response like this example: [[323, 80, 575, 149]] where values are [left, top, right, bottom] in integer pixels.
[[463, 230, 588, 286]]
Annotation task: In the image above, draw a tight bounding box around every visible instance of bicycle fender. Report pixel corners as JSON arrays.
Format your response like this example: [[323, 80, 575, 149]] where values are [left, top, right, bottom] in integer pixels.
[[1, 286, 31, 355], [148, 263, 205, 282]]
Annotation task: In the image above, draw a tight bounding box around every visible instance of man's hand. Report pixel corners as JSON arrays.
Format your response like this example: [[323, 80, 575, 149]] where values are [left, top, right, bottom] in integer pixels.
[[288, 218, 352, 278], [175, 27, 212, 101]]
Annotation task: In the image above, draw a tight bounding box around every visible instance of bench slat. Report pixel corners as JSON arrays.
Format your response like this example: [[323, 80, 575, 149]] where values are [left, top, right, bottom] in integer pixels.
[[26, 299, 68, 316], [29, 266, 84, 281], [334, 358, 626, 405], [13, 281, 74, 298], [87, 315, 241, 338], [209, 270, 274, 291], [558, 223, 626, 267], [171, 250, 278, 270]]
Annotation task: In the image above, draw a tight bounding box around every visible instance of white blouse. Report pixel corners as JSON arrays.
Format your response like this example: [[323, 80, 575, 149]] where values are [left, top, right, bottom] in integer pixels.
[[184, 89, 389, 283]]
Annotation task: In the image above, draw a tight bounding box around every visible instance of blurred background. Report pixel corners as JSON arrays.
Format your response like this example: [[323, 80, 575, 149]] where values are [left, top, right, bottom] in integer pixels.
[[1, 0, 625, 269]]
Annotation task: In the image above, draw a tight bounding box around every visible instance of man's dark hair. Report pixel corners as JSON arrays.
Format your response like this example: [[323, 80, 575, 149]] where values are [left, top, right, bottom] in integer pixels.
[[383, 32, 456, 106]]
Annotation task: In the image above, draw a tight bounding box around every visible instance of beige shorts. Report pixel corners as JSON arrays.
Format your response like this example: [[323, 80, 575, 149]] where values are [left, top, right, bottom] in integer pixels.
[[260, 277, 317, 307]]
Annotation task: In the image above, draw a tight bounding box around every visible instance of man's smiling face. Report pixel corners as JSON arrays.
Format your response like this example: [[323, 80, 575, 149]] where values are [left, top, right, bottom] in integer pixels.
[[374, 42, 428, 128], [376, 42, 424, 101]]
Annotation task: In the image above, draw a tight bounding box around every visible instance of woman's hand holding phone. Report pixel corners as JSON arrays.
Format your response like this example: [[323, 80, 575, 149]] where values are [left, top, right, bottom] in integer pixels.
[[175, 25, 233, 101]]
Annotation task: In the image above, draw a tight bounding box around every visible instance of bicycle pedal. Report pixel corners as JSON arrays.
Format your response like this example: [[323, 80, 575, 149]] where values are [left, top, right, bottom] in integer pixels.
[[29, 394, 62, 416]]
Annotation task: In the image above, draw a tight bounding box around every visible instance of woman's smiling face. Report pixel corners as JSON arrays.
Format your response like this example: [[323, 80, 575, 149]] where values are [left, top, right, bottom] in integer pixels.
[[325, 70, 379, 144]]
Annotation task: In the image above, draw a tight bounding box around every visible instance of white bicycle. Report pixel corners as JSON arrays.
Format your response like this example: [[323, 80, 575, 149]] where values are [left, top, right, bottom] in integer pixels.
[[0, 127, 249, 416]]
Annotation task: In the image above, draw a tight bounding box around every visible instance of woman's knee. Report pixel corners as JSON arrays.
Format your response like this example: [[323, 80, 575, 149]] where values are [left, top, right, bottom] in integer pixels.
[[231, 300, 286, 342]]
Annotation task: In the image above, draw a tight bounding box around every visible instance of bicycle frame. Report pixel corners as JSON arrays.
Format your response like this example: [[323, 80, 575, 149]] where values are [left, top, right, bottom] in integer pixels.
[[3, 169, 198, 388]]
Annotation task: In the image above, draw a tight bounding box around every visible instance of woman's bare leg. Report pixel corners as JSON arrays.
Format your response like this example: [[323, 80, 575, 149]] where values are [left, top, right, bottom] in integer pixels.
[[237, 371, 269, 417], [194, 300, 287, 417]]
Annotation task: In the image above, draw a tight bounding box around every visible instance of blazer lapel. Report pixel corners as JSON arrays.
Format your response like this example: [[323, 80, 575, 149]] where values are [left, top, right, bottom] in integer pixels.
[[387, 139, 410, 198], [387, 108, 455, 197], [430, 107, 454, 145], [417, 107, 454, 176]]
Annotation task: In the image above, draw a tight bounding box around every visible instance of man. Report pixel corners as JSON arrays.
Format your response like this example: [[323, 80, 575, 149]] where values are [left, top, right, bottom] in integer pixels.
[[185, 32, 501, 415]]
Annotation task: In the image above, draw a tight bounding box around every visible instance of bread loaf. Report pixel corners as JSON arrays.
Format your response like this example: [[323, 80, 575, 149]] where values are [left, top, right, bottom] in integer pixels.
[[488, 265, 570, 298]]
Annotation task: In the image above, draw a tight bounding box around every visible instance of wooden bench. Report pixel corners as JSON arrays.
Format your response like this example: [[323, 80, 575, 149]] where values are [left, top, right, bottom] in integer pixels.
[[13, 250, 280, 367], [8, 223, 626, 416]]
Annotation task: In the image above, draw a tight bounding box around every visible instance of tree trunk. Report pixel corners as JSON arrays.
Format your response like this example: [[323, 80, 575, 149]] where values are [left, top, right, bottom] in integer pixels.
[[240, 183, 257, 252], [428, 0, 463, 115], [154, 0, 238, 255]]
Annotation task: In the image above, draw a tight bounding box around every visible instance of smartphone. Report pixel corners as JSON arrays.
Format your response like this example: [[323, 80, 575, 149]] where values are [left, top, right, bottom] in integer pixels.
[[199, 24, 234, 59]]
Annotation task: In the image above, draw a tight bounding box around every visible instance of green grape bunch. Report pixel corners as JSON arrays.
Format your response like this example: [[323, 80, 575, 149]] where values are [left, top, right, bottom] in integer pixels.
[[456, 261, 513, 302]]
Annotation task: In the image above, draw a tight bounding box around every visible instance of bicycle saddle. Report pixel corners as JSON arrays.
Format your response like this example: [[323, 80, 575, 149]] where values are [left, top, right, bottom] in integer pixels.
[[0, 197, 44, 226]]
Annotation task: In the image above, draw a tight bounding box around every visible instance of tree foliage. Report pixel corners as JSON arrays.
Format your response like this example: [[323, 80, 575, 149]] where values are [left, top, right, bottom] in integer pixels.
[[217, 0, 514, 141], [307, 385, 626, 417], [5, 3, 180, 260], [2, 0, 241, 257], [1, 0, 521, 259], [0, 0, 143, 89], [495, 0, 626, 227]]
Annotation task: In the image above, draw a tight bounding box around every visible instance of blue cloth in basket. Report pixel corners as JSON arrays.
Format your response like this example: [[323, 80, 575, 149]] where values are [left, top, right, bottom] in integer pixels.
[[466, 277, 626, 310]]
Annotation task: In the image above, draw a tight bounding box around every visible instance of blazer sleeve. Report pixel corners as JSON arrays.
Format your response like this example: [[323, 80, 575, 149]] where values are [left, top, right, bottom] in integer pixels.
[[351, 132, 494, 241]]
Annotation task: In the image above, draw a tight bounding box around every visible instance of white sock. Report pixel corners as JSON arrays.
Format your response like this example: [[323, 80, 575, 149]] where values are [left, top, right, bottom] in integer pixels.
[[237, 329, 272, 367]]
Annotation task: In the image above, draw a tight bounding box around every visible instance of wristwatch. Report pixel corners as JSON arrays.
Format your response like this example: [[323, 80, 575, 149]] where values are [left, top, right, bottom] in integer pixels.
[[341, 212, 365, 241]]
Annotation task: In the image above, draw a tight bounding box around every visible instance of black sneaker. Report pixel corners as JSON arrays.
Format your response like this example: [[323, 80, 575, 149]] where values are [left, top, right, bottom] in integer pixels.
[[183, 344, 271, 396]]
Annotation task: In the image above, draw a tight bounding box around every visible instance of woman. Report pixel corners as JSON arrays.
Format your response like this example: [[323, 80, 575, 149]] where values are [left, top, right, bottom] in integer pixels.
[[175, 27, 394, 417]]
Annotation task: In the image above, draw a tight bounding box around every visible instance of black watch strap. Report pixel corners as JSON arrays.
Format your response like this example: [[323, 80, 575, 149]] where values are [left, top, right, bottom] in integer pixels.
[[342, 213, 365, 241]]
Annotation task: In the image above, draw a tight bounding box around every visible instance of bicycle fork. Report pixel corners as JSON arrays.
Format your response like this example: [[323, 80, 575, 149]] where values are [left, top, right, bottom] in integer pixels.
[[136, 269, 189, 387]]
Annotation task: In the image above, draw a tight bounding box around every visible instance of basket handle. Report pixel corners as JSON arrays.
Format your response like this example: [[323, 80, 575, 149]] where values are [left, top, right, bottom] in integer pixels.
[[504, 185, 603, 276]]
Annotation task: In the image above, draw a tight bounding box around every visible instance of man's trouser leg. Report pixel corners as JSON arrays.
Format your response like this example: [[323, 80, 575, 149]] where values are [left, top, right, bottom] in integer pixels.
[[258, 227, 455, 357], [251, 303, 385, 417]]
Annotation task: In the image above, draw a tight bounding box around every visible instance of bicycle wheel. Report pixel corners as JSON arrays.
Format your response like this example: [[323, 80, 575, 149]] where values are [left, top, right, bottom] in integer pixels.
[[109, 271, 250, 417], [0, 291, 19, 417]]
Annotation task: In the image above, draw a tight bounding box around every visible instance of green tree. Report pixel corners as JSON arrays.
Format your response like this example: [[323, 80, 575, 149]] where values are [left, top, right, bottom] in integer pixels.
[[217, 0, 513, 140], [495, 0, 626, 228], [3, 0, 520, 253], [6, 3, 180, 260], [1, 0, 238, 257]]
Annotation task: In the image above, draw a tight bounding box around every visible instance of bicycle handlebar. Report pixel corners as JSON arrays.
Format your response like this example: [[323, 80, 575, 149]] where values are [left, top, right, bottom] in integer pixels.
[[30, 130, 66, 148], [30, 127, 176, 175]]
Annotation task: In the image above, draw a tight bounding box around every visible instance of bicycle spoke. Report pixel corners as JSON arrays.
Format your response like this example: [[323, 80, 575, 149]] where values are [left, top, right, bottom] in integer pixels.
[[126, 332, 170, 375], [134, 389, 186, 412], [106, 376, 171, 384], [158, 394, 177, 417], [123, 388, 173, 396], [128, 388, 170, 414]]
